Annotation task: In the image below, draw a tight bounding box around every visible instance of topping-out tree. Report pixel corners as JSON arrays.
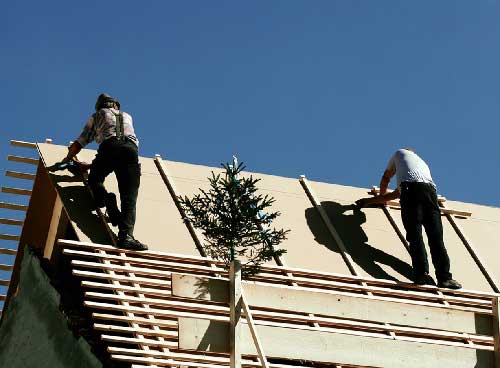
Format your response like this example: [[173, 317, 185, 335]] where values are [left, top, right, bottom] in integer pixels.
[[179, 160, 289, 275]]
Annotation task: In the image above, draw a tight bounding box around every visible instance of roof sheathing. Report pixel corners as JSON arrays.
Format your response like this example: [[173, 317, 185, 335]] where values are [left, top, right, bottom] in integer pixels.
[[35, 143, 499, 292]]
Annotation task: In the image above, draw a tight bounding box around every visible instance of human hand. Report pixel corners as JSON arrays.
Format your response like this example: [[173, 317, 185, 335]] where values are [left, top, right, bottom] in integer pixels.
[[75, 161, 91, 172], [355, 198, 368, 208]]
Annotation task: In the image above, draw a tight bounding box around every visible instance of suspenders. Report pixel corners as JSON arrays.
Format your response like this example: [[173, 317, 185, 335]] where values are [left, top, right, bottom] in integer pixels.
[[114, 112, 125, 141]]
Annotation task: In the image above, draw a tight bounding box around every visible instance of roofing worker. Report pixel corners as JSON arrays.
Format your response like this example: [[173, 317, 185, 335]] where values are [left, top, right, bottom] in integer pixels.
[[355, 148, 461, 289], [62, 93, 148, 251]]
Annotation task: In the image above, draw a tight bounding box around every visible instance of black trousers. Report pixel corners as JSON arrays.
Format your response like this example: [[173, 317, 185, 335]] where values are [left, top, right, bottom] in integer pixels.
[[88, 138, 141, 238], [399, 182, 452, 282]]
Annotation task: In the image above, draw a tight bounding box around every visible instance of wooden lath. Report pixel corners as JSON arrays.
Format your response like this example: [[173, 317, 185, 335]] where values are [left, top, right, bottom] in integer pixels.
[[59, 239, 497, 309], [0, 218, 23, 226], [10, 140, 37, 149], [5, 171, 36, 181], [7, 155, 39, 165], [60, 239, 499, 368], [1, 187, 32, 196], [0, 202, 28, 211]]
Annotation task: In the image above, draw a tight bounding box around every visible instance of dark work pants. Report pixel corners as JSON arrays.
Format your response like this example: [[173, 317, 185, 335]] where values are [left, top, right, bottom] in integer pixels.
[[399, 182, 452, 282], [88, 138, 141, 238]]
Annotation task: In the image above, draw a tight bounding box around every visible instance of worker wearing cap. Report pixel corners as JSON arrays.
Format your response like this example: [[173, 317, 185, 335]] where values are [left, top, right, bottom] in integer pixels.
[[62, 93, 147, 251], [356, 148, 461, 289]]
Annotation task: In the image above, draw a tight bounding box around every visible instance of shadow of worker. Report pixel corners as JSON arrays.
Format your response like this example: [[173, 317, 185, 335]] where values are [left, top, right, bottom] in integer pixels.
[[305, 201, 413, 282], [51, 173, 111, 244]]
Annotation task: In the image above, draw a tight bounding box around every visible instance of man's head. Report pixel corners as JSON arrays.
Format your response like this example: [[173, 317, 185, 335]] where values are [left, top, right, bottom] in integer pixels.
[[95, 93, 120, 111]]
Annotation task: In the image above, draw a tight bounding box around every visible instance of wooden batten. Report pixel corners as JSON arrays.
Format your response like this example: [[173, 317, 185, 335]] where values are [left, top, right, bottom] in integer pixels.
[[0, 234, 20, 241], [5, 171, 36, 181], [1, 187, 32, 196], [93, 313, 177, 329], [7, 155, 39, 165], [0, 202, 28, 211], [0, 248, 17, 256], [10, 140, 37, 149], [0, 218, 23, 226], [0, 280, 10, 286], [0, 264, 14, 271]]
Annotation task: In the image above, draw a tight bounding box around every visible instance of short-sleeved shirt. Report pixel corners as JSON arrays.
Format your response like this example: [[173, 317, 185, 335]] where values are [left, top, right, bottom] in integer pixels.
[[76, 107, 139, 148], [386, 149, 435, 190]]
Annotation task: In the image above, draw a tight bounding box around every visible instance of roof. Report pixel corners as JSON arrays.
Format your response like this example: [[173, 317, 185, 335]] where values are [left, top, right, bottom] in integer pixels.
[[1, 140, 499, 367], [33, 142, 500, 292]]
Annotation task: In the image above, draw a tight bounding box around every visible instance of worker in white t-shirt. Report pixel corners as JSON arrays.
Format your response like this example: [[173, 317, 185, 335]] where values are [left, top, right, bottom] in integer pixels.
[[356, 148, 461, 289]]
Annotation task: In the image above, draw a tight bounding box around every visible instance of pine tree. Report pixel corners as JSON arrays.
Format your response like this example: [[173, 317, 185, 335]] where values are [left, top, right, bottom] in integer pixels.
[[179, 161, 289, 275]]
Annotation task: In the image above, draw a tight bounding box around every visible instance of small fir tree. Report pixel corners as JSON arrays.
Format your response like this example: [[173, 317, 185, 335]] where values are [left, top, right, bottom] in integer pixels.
[[179, 161, 289, 275]]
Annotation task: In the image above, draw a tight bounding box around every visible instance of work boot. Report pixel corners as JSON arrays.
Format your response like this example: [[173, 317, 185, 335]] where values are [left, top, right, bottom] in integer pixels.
[[117, 234, 148, 251], [437, 278, 462, 289], [104, 193, 121, 226], [414, 273, 436, 286]]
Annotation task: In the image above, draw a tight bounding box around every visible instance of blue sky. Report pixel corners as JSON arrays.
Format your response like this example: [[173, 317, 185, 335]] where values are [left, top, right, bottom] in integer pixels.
[[1, 0, 499, 213]]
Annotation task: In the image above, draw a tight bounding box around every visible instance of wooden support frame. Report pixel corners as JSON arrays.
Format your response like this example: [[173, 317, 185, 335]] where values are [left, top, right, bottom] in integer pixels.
[[61, 238, 500, 367], [60, 239, 498, 310]]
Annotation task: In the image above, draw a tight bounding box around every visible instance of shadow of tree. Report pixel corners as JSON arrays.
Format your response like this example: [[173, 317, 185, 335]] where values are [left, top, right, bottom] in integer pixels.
[[306, 201, 413, 282]]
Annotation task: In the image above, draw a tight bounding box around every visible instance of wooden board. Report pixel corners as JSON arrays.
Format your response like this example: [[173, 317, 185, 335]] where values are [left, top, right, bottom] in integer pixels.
[[178, 318, 494, 368], [171, 274, 493, 335]]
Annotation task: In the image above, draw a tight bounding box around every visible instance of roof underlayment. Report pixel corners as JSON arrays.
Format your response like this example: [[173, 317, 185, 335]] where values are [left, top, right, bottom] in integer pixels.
[[36, 142, 499, 292]]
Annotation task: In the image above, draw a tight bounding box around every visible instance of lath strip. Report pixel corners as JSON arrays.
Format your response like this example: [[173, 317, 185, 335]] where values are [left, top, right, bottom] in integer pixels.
[[63, 243, 494, 310], [0, 218, 23, 226], [0, 202, 28, 211], [5, 171, 35, 181], [0, 234, 20, 241], [1, 187, 32, 196], [0, 248, 17, 255], [10, 140, 37, 149], [7, 155, 39, 165]]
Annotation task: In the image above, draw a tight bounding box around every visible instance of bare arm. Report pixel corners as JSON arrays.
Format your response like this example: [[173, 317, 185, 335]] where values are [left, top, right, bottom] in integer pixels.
[[62, 141, 83, 163], [356, 167, 398, 208], [356, 189, 400, 208], [379, 168, 394, 195]]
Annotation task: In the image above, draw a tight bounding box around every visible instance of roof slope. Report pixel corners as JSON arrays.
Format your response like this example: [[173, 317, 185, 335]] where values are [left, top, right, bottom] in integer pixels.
[[36, 143, 500, 292]]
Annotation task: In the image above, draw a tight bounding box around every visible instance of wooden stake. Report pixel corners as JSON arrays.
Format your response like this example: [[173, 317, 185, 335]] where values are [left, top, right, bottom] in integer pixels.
[[230, 260, 242, 368], [242, 293, 269, 368]]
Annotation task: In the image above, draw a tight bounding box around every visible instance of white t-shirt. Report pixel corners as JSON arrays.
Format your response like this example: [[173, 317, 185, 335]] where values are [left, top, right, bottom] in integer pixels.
[[386, 149, 435, 190]]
